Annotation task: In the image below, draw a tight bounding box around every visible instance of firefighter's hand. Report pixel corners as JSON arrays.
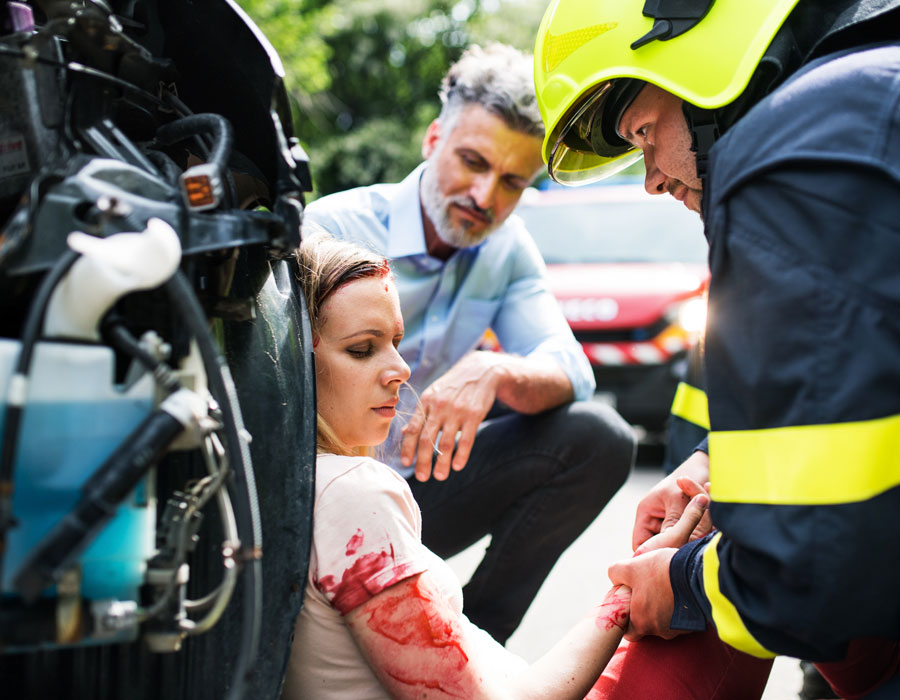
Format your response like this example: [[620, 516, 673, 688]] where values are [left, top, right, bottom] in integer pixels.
[[632, 451, 710, 550], [609, 548, 682, 641], [613, 491, 709, 640], [400, 352, 504, 481]]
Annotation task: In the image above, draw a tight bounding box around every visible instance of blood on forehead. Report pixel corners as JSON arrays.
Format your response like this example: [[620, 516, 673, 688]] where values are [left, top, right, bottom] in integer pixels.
[[379, 263, 394, 292], [331, 263, 393, 298]]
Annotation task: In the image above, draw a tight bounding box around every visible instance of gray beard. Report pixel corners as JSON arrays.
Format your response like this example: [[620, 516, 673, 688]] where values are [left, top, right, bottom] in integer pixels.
[[419, 164, 495, 249]]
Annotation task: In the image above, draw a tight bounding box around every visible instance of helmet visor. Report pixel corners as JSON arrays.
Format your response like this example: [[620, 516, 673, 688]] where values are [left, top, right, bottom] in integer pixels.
[[547, 79, 645, 185]]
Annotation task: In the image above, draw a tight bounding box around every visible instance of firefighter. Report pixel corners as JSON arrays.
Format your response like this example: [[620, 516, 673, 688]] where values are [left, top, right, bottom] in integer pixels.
[[534, 0, 900, 696]]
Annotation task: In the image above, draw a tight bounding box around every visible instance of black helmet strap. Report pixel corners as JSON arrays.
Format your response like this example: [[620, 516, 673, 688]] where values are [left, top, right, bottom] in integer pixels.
[[682, 104, 720, 182], [682, 21, 800, 183]]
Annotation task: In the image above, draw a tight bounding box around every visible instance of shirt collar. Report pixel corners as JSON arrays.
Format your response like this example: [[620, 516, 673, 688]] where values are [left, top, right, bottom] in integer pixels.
[[387, 162, 428, 258]]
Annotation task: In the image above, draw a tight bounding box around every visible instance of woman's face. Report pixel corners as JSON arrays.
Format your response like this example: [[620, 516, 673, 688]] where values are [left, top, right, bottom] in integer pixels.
[[315, 275, 410, 449]]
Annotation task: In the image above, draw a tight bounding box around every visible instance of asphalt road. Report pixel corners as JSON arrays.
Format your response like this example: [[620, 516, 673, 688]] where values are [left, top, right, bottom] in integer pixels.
[[445, 456, 804, 699]]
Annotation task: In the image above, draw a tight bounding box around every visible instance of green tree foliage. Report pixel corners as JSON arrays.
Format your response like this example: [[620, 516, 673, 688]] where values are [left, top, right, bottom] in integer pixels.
[[236, 0, 552, 198], [236, 0, 337, 95], [296, 0, 463, 196]]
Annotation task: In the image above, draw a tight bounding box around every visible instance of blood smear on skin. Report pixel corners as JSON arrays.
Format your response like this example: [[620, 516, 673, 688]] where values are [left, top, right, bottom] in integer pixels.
[[597, 587, 630, 632], [366, 578, 468, 663], [366, 577, 469, 698]]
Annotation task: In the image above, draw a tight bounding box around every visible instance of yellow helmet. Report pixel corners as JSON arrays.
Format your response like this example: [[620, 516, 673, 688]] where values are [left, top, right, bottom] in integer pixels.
[[534, 0, 801, 184]]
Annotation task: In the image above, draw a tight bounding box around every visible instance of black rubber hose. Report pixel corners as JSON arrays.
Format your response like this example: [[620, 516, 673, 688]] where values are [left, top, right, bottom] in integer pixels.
[[0, 249, 81, 589], [164, 270, 262, 700], [153, 114, 234, 176], [144, 149, 185, 187], [101, 319, 181, 395]]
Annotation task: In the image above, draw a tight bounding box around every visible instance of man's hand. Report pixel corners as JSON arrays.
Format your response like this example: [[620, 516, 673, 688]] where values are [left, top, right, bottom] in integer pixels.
[[401, 352, 506, 481], [631, 450, 710, 550]]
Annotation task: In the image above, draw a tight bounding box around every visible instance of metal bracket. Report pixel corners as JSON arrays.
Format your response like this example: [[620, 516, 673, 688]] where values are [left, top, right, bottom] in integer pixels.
[[631, 0, 716, 50]]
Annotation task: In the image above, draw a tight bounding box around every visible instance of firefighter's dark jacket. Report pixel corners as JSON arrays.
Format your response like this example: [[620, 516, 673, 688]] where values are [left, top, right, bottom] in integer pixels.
[[665, 345, 708, 474], [670, 41, 900, 661]]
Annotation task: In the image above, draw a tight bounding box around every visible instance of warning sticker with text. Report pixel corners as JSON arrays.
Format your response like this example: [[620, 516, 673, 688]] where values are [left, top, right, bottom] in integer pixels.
[[0, 133, 30, 179]]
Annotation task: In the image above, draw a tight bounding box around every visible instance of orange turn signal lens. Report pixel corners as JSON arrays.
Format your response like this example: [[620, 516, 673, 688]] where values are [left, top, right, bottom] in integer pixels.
[[180, 163, 223, 211], [184, 175, 215, 208]]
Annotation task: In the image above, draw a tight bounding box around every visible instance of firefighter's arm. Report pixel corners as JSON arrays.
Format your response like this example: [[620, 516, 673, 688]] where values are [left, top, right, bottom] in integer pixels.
[[682, 160, 900, 660]]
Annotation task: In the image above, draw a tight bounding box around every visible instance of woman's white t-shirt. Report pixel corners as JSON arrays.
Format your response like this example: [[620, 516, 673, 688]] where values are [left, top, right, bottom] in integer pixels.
[[282, 453, 522, 699]]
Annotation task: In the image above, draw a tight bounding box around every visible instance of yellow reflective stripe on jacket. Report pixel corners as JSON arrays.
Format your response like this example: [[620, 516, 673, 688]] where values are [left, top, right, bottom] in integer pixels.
[[709, 413, 900, 505], [702, 533, 775, 659], [671, 381, 710, 430]]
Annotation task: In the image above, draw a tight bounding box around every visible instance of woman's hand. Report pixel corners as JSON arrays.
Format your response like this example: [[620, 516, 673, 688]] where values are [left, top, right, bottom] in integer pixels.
[[633, 491, 710, 556], [673, 475, 714, 543], [596, 584, 632, 632], [631, 451, 710, 550]]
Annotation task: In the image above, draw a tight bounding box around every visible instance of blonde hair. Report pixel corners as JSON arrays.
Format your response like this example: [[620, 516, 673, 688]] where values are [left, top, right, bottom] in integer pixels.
[[296, 228, 391, 457]]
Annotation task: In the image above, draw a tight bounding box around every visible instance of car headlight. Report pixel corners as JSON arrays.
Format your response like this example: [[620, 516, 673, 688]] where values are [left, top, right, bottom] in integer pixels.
[[674, 296, 708, 334]]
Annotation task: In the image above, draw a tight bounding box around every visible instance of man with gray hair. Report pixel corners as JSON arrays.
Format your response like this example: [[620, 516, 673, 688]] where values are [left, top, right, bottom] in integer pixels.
[[304, 43, 634, 644]]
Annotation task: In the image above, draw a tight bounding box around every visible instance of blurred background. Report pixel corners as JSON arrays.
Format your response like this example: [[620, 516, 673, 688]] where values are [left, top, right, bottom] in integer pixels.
[[235, 0, 641, 199]]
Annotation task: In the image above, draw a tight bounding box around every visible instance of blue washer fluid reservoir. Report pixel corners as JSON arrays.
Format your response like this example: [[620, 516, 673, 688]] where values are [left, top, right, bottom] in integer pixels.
[[0, 338, 156, 611]]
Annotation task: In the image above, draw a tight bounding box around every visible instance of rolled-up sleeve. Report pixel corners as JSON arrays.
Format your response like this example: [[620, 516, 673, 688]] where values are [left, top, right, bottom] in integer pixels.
[[492, 234, 596, 402]]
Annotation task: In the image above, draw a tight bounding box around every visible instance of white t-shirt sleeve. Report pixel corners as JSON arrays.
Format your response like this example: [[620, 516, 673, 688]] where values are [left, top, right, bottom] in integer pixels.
[[313, 456, 429, 615]]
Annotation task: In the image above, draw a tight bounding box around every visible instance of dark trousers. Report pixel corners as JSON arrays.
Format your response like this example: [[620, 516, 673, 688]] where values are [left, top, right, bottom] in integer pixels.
[[408, 400, 635, 644]]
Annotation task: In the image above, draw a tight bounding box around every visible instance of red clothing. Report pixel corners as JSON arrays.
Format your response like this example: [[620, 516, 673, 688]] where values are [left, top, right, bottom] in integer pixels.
[[587, 626, 771, 700], [815, 638, 900, 700], [585, 628, 900, 700]]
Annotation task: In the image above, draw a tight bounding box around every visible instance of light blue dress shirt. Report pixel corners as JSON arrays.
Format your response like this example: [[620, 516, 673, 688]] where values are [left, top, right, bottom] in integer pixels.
[[304, 163, 595, 476]]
